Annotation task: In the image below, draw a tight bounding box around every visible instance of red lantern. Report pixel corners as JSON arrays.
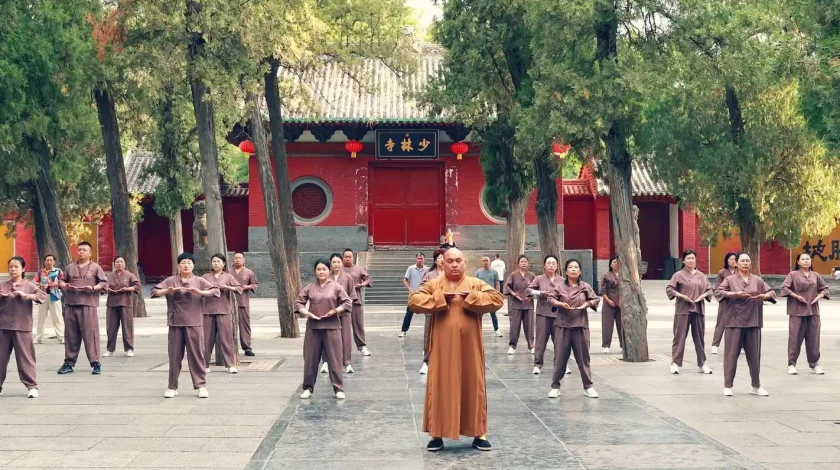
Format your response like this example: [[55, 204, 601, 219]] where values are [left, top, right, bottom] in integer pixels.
[[345, 140, 363, 158], [552, 141, 571, 158], [238, 140, 255, 154], [451, 141, 469, 160]]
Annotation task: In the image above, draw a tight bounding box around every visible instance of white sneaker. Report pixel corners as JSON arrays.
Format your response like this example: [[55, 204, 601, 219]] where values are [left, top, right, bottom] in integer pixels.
[[711, 346, 718, 355], [228, 367, 238, 374], [419, 363, 428, 375], [163, 389, 178, 398], [320, 363, 329, 374], [103, 351, 113, 357], [565, 366, 571, 375], [345, 365, 354, 374], [750, 387, 769, 397], [300, 389, 312, 399], [507, 347, 515, 355], [398, 331, 406, 338], [197, 387, 209, 398], [494, 330, 503, 337], [699, 364, 712, 374], [27, 389, 39, 398], [584, 388, 599, 398], [529, 348, 535, 355], [335, 391, 346, 399], [812, 365, 825, 375], [548, 388, 561, 398], [126, 350, 134, 357], [206, 367, 212, 374], [788, 365, 798, 375], [723, 388, 733, 397], [533, 366, 541, 375], [602, 347, 609, 354], [670, 363, 680, 374], [360, 346, 371, 356]]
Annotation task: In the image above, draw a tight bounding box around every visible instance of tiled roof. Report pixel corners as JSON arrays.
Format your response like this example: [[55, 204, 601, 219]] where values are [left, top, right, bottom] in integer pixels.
[[279, 43, 446, 123], [562, 179, 592, 196], [125, 150, 247, 197], [584, 160, 670, 197]]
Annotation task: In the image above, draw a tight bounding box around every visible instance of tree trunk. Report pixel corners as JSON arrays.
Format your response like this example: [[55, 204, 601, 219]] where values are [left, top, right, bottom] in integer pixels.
[[739, 219, 761, 275], [596, 0, 648, 362], [169, 213, 184, 275], [248, 91, 298, 338], [94, 88, 147, 318], [534, 153, 561, 261], [186, 0, 226, 263], [32, 192, 55, 262], [505, 195, 528, 274], [29, 137, 72, 268], [265, 60, 302, 296]]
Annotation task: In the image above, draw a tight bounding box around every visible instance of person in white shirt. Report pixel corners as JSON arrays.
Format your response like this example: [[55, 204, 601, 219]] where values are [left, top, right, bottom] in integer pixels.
[[491, 254, 506, 282]]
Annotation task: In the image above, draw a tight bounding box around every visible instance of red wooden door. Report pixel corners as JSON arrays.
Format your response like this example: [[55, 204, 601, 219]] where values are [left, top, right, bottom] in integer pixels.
[[637, 202, 670, 280], [371, 165, 442, 245]]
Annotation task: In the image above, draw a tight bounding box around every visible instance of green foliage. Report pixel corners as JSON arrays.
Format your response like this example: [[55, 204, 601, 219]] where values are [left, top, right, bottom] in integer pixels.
[[800, 0, 840, 152]]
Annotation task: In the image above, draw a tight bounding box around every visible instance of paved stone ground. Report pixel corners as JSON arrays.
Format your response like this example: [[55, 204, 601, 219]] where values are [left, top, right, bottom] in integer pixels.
[[1, 281, 839, 469]]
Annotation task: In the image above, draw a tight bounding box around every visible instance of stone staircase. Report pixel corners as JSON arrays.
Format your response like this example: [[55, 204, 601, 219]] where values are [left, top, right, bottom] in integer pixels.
[[364, 249, 435, 306]]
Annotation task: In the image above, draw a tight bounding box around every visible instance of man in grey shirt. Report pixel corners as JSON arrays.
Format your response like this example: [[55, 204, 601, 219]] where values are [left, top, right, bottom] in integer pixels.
[[475, 255, 503, 337], [399, 253, 427, 336]]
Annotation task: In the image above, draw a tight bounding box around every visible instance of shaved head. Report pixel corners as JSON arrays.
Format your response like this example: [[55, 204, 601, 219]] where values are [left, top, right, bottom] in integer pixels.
[[443, 248, 466, 281]]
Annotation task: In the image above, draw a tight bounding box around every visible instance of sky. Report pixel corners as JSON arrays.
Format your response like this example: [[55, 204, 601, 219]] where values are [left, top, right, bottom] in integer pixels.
[[406, 0, 442, 32]]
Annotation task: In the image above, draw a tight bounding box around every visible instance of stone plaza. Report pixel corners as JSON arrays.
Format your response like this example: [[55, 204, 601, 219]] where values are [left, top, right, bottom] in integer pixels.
[[0, 281, 838, 469]]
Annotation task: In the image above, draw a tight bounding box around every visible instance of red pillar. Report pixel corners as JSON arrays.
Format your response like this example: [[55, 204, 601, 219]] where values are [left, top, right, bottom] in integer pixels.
[[594, 197, 612, 261]]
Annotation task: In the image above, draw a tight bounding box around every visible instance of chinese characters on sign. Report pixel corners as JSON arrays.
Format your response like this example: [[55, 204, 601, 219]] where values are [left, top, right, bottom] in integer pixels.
[[376, 130, 438, 159], [802, 239, 840, 262]]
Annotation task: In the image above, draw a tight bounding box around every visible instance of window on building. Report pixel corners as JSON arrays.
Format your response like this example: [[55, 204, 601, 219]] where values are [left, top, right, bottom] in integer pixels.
[[479, 185, 507, 224], [290, 177, 333, 225]]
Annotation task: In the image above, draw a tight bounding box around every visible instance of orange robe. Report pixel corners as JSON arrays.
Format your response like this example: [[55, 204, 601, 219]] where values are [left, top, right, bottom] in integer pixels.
[[408, 275, 504, 440]]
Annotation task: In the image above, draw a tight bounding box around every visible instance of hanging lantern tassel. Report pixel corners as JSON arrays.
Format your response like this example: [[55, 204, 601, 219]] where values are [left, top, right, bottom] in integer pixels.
[[238, 140, 255, 155], [344, 140, 363, 158], [451, 141, 469, 161], [552, 141, 571, 159]]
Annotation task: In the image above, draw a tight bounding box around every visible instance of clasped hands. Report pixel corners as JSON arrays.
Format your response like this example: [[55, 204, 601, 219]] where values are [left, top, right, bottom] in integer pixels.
[[299, 308, 339, 321], [677, 293, 709, 304], [726, 291, 771, 301], [792, 293, 822, 305], [0, 290, 34, 300]]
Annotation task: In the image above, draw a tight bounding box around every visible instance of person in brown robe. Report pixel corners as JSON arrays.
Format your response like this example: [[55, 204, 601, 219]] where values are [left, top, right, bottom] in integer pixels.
[[527, 255, 563, 375], [408, 248, 504, 452], [342, 248, 372, 356], [152, 252, 219, 399], [0, 257, 47, 398], [599, 256, 623, 353], [231, 252, 258, 357], [57, 241, 107, 375], [201, 254, 243, 374], [104, 256, 141, 357], [504, 255, 536, 355], [547, 258, 601, 399], [320, 253, 358, 374], [418, 249, 446, 375], [781, 253, 829, 375], [714, 251, 775, 397], [711, 252, 738, 354], [295, 259, 353, 399], [666, 250, 714, 375]]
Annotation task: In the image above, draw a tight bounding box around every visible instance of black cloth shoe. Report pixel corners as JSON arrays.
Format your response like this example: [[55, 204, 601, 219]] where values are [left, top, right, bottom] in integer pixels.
[[472, 437, 492, 451], [91, 362, 102, 375], [427, 438, 444, 452], [244, 349, 255, 357], [57, 363, 74, 375]]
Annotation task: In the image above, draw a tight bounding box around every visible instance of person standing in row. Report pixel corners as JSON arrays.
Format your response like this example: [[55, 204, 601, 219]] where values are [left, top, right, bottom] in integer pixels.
[[152, 252, 219, 399], [201, 254, 242, 374], [505, 255, 535, 355], [399, 253, 427, 338], [342, 249, 372, 356], [321, 253, 358, 374], [490, 254, 506, 289], [711, 252, 738, 355], [599, 257, 623, 354], [408, 248, 504, 452], [419, 249, 446, 375], [104, 256, 141, 357], [296, 259, 352, 400], [548, 259, 600, 399], [781, 253, 829, 375], [33, 254, 64, 344], [58, 242, 107, 376], [474, 255, 503, 338], [0, 257, 47, 398], [666, 250, 713, 375], [714, 251, 774, 397], [528, 255, 561, 375], [231, 252, 258, 357]]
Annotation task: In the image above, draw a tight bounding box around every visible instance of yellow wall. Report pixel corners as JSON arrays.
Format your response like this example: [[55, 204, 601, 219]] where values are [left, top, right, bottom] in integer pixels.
[[0, 224, 14, 274], [793, 224, 840, 275], [68, 224, 99, 264], [708, 230, 743, 273]]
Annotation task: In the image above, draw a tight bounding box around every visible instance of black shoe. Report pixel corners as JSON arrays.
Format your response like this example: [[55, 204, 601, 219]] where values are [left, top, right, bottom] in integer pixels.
[[57, 363, 74, 375], [91, 362, 101, 375], [472, 437, 492, 451], [244, 349, 255, 357], [427, 438, 444, 452]]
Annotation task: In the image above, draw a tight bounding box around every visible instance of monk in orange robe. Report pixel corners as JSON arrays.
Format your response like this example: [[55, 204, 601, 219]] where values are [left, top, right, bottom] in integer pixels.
[[408, 248, 504, 452]]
